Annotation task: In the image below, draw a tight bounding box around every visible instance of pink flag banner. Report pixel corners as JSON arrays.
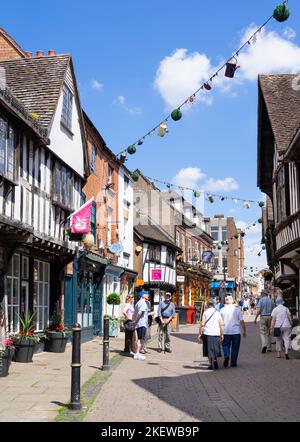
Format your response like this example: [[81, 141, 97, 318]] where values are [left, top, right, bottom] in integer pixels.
[[70, 198, 94, 234]]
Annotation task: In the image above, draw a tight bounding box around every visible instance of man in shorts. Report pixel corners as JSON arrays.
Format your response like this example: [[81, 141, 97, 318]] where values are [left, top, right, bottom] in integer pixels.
[[132, 290, 149, 361]]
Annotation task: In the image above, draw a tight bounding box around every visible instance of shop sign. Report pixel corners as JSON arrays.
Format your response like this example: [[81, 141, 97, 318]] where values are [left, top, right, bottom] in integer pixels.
[[177, 275, 185, 283], [151, 269, 162, 281]]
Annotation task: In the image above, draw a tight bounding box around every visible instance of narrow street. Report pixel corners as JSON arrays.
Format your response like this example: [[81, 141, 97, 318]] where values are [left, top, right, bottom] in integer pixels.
[[86, 318, 300, 422]]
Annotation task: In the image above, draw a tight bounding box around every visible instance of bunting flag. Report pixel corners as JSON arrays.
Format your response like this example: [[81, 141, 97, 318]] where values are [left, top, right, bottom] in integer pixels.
[[70, 197, 94, 234]]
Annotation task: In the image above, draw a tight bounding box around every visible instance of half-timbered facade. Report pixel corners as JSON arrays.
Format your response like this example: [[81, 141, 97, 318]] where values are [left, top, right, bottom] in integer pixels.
[[258, 74, 300, 317], [0, 54, 88, 334]]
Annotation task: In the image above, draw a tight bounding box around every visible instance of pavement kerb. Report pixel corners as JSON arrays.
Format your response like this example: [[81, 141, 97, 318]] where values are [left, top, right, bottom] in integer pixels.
[[54, 323, 192, 422]]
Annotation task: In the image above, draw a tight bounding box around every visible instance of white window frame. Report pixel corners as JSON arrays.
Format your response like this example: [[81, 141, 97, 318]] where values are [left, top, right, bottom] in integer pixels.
[[7, 254, 20, 333], [61, 84, 73, 130], [33, 260, 50, 331]]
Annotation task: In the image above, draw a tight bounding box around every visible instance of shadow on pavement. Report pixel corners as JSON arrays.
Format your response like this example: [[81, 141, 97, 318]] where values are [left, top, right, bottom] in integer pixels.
[[173, 333, 197, 344]]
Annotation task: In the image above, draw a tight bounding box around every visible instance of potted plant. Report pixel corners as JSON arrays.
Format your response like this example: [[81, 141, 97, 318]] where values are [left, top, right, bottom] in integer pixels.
[[0, 338, 14, 377], [44, 313, 72, 353], [33, 332, 47, 354], [10, 312, 37, 363], [106, 293, 121, 337]]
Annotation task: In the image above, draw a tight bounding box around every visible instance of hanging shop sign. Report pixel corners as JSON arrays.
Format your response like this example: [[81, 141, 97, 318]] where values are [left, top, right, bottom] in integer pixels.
[[151, 269, 162, 281], [202, 251, 215, 264], [109, 243, 124, 255], [177, 275, 185, 283]]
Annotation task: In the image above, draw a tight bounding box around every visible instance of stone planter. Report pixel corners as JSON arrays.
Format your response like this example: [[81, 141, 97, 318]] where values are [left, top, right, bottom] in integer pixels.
[[8, 348, 15, 365], [109, 321, 120, 338], [14, 339, 34, 363], [0, 350, 10, 377], [45, 332, 67, 353]]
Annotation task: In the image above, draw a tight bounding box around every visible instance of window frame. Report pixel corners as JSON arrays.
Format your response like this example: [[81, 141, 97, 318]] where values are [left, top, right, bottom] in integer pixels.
[[61, 84, 73, 131], [166, 247, 175, 267], [0, 116, 16, 181], [148, 244, 161, 264]]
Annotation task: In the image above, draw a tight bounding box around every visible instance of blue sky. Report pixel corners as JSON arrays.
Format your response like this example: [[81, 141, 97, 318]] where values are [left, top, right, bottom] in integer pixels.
[[2, 0, 300, 271]]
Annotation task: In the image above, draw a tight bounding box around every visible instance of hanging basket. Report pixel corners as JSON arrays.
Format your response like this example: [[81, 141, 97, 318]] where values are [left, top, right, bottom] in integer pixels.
[[208, 195, 214, 203], [273, 4, 290, 22], [131, 170, 140, 182], [225, 57, 240, 78], [127, 145, 136, 155], [194, 191, 201, 198], [171, 109, 182, 121]]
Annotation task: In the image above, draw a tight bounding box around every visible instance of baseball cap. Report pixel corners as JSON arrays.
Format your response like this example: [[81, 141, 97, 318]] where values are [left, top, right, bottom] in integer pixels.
[[165, 292, 172, 297], [139, 290, 148, 298]]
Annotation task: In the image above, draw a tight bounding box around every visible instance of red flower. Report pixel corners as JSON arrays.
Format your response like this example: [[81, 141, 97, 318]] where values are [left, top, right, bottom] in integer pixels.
[[20, 331, 25, 335], [55, 326, 59, 331], [59, 326, 64, 331]]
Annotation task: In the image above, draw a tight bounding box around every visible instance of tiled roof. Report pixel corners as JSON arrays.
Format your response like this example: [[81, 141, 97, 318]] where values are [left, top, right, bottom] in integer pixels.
[[0, 55, 70, 129], [259, 74, 300, 151], [134, 224, 179, 250]]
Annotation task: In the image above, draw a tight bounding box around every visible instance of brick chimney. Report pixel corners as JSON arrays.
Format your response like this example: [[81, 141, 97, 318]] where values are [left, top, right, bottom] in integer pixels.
[[48, 50, 56, 56], [36, 50, 44, 57], [25, 51, 32, 57]]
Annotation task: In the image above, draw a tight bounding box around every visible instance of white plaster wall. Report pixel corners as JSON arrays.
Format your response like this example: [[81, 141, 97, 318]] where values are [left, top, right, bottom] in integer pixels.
[[48, 85, 85, 178], [118, 169, 134, 269]]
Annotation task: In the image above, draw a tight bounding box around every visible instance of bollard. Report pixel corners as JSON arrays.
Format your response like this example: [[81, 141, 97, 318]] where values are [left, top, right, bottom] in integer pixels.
[[70, 323, 81, 410], [102, 316, 110, 371]]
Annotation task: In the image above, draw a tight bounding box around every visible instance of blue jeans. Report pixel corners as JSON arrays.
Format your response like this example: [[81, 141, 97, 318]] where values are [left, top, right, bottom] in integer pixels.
[[222, 334, 241, 365]]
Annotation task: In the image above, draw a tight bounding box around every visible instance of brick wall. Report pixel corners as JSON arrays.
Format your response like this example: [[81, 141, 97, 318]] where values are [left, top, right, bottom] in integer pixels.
[[83, 117, 119, 255], [0, 30, 27, 61]]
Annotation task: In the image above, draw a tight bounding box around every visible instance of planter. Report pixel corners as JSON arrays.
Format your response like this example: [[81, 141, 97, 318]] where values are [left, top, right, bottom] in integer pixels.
[[8, 348, 15, 365], [33, 341, 45, 354], [14, 339, 34, 363], [45, 332, 68, 353], [109, 321, 120, 338], [0, 350, 10, 377]]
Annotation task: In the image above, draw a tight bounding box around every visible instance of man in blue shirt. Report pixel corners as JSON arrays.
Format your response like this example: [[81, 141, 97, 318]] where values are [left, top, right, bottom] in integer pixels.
[[132, 291, 149, 361], [254, 291, 275, 353], [157, 292, 176, 353]]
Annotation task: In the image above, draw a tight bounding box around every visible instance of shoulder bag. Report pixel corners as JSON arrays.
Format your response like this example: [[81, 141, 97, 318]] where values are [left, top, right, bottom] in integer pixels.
[[273, 309, 289, 337], [155, 303, 170, 325]]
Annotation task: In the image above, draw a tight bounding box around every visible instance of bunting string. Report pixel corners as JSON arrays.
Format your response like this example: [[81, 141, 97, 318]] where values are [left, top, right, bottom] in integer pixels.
[[117, 1, 290, 160]]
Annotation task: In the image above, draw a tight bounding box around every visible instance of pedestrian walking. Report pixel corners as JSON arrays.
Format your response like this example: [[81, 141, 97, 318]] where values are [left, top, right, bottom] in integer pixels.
[[198, 299, 224, 370], [123, 294, 136, 354], [254, 290, 275, 353], [132, 291, 149, 361], [215, 297, 224, 312], [250, 299, 256, 315], [140, 293, 155, 354], [221, 296, 247, 367], [270, 296, 293, 359], [157, 292, 176, 353]]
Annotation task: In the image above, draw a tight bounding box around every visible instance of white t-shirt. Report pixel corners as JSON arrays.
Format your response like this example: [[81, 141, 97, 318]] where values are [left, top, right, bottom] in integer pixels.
[[271, 305, 291, 328], [221, 304, 243, 335], [203, 308, 222, 336]]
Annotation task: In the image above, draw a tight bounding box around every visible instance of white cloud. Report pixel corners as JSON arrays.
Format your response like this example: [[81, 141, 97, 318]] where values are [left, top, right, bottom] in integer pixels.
[[283, 27, 296, 41], [154, 48, 214, 109], [203, 177, 239, 192], [91, 79, 103, 91], [237, 25, 300, 81], [116, 95, 125, 104], [172, 167, 206, 188], [154, 25, 300, 108], [114, 95, 142, 115]]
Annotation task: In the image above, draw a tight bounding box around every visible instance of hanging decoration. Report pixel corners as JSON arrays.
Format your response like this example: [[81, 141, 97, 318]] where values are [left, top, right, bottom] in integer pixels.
[[273, 2, 290, 22], [208, 195, 215, 203], [116, 2, 289, 159], [131, 170, 140, 182], [158, 122, 168, 137], [194, 190, 201, 198], [225, 56, 240, 78], [127, 145, 136, 155], [243, 201, 251, 209], [171, 109, 182, 121]]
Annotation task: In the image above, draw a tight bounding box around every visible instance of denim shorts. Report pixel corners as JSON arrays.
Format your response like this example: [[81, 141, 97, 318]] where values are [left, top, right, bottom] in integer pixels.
[[136, 326, 147, 341]]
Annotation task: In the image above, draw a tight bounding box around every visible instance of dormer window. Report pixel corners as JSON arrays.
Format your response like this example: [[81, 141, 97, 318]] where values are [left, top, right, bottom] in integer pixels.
[[61, 84, 73, 131]]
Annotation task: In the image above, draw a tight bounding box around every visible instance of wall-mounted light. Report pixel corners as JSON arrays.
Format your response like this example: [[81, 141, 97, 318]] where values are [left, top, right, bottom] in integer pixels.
[[135, 245, 142, 254]]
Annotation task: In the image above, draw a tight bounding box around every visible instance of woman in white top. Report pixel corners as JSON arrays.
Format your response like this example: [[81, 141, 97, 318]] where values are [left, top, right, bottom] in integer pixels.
[[270, 296, 292, 359], [198, 299, 224, 370]]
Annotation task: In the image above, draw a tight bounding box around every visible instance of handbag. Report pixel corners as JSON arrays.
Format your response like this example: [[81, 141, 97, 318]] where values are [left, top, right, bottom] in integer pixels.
[[200, 309, 217, 340], [273, 310, 289, 337], [124, 320, 135, 332]]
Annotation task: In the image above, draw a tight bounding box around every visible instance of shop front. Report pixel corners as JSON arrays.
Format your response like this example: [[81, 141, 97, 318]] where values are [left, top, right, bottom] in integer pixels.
[[64, 251, 108, 341]]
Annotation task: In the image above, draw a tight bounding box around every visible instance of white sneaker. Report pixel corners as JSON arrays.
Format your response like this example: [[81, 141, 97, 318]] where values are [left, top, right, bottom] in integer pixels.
[[133, 353, 145, 360]]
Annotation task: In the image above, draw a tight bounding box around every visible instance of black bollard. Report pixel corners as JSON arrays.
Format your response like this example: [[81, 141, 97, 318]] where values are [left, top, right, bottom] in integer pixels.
[[102, 316, 110, 371], [70, 323, 81, 410]]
